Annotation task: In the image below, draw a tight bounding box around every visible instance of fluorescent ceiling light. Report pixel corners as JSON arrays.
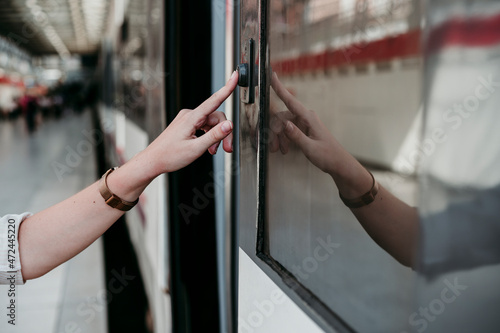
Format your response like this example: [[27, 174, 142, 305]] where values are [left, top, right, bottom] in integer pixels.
[[43, 68, 62, 80], [25, 0, 71, 58]]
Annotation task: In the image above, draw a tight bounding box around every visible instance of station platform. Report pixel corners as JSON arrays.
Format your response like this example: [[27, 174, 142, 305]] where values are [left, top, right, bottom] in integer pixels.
[[0, 112, 107, 332]]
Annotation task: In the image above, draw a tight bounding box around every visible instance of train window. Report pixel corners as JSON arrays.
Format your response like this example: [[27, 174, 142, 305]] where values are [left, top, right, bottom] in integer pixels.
[[263, 0, 422, 331], [115, 1, 149, 131]]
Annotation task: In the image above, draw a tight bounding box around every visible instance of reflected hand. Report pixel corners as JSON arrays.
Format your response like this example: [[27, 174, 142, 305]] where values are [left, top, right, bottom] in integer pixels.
[[270, 72, 341, 176], [147, 71, 238, 175], [269, 73, 419, 269]]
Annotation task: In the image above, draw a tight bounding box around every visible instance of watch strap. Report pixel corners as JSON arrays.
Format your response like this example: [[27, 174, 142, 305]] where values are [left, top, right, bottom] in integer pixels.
[[99, 167, 138, 211], [339, 171, 379, 209]]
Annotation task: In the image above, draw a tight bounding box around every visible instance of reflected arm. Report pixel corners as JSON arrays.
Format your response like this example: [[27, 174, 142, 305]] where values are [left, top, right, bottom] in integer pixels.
[[329, 156, 419, 268], [272, 73, 419, 267]]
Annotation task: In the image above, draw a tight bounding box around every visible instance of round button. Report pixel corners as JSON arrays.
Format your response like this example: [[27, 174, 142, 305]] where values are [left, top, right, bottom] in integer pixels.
[[237, 63, 249, 87]]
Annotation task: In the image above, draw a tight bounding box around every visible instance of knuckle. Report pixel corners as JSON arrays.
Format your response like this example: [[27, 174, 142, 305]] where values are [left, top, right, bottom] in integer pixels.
[[209, 112, 223, 122]]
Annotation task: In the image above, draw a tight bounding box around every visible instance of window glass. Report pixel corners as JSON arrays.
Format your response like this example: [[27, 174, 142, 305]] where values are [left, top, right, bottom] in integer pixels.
[[416, 1, 500, 332], [266, 1, 422, 331]]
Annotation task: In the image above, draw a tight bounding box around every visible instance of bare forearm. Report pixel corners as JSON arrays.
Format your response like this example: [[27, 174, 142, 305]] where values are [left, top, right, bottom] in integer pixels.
[[331, 155, 419, 267], [18, 149, 157, 280], [15, 72, 239, 280]]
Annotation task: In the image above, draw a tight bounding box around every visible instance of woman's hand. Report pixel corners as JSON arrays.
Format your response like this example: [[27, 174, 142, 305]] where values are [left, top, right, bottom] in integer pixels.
[[270, 72, 374, 197], [270, 72, 342, 176], [107, 71, 239, 202], [146, 70, 238, 176]]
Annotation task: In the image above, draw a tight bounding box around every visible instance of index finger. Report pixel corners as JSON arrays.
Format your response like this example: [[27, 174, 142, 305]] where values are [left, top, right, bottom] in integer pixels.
[[271, 72, 309, 118], [195, 70, 239, 117]]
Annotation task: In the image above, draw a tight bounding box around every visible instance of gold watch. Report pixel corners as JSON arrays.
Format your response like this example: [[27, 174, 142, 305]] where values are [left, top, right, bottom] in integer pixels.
[[99, 167, 139, 211]]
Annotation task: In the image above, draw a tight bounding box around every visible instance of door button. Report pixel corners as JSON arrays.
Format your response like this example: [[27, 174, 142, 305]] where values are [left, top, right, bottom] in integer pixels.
[[237, 63, 249, 87], [238, 38, 255, 104]]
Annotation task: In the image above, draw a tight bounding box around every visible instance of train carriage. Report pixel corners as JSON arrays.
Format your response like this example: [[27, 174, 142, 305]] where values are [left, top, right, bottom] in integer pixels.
[[98, 0, 500, 332]]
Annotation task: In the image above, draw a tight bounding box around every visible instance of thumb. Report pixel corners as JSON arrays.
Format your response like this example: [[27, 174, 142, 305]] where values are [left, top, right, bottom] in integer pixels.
[[284, 120, 312, 151], [195, 120, 233, 153]]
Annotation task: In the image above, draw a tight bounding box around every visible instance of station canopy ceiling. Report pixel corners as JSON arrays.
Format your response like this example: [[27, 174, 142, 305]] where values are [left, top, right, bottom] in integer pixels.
[[0, 0, 109, 57]]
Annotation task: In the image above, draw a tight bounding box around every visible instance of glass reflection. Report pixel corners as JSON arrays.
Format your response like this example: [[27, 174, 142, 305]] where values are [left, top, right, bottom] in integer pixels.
[[267, 70, 417, 332], [267, 0, 421, 332], [266, 0, 500, 332]]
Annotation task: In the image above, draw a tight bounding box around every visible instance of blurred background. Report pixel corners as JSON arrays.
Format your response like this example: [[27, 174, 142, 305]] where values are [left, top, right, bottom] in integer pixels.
[[0, 1, 148, 333], [1, 1, 500, 333]]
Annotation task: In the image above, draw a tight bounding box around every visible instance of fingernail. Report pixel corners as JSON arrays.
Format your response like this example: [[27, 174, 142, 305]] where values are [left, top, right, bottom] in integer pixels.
[[230, 70, 237, 79], [285, 121, 293, 131], [274, 72, 278, 79], [221, 121, 233, 133]]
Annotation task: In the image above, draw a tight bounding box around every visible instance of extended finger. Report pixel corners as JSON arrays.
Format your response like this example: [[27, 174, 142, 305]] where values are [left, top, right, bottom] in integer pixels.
[[271, 72, 309, 118], [195, 71, 239, 118]]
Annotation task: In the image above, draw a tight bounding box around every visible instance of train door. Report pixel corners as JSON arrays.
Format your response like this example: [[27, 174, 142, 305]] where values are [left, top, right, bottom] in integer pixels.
[[236, 0, 500, 332], [236, 1, 422, 332], [165, 1, 226, 332]]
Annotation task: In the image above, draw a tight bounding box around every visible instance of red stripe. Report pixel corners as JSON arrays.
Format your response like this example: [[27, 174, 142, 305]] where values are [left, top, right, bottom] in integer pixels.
[[427, 13, 500, 52], [271, 13, 500, 76], [272, 30, 421, 76]]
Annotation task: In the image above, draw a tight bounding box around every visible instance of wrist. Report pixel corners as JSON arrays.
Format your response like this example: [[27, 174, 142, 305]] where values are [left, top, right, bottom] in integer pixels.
[[329, 156, 373, 199], [105, 150, 157, 202], [99, 168, 139, 211]]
